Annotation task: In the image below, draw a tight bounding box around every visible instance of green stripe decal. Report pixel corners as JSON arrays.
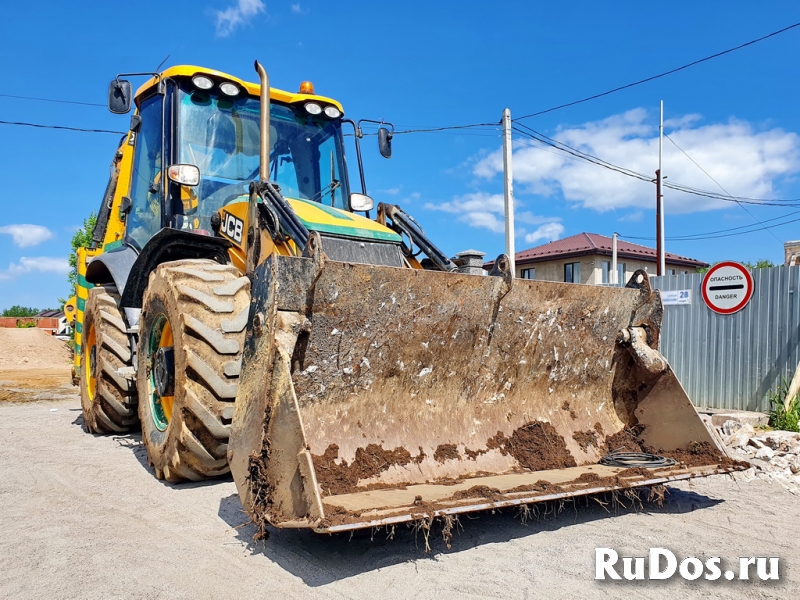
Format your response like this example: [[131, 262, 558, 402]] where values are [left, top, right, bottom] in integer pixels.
[[290, 198, 403, 243], [304, 222, 402, 242], [77, 297, 86, 312], [77, 274, 95, 290], [103, 240, 124, 252], [76, 322, 82, 334]]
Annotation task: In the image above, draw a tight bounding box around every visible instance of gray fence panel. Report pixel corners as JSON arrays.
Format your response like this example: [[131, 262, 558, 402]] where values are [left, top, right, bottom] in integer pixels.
[[650, 265, 800, 412]]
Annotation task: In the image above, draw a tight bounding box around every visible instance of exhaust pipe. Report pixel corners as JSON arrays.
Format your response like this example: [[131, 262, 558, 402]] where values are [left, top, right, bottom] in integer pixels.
[[254, 60, 270, 182]]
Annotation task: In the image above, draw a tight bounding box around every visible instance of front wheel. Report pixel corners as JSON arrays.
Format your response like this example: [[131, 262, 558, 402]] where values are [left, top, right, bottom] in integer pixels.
[[137, 259, 250, 482]]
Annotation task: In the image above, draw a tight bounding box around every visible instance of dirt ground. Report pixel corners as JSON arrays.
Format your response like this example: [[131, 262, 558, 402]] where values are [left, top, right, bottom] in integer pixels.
[[0, 374, 798, 599]]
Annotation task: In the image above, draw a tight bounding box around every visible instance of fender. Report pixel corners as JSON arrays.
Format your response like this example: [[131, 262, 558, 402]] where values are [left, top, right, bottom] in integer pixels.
[[118, 229, 232, 309], [85, 244, 138, 293]]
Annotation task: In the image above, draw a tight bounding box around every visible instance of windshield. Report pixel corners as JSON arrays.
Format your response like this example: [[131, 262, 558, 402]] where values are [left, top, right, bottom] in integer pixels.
[[175, 85, 348, 231]]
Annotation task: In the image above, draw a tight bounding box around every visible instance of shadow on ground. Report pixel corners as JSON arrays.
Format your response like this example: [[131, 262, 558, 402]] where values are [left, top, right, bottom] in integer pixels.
[[71, 414, 232, 490], [216, 485, 723, 587]]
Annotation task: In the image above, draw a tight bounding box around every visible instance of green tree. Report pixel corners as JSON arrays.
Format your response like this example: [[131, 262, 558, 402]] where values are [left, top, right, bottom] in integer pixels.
[[67, 213, 97, 295], [1, 305, 39, 317], [697, 259, 776, 274], [742, 259, 776, 270]]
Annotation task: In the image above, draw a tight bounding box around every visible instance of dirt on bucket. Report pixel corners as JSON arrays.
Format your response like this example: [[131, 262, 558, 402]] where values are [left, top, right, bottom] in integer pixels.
[[487, 421, 577, 471]]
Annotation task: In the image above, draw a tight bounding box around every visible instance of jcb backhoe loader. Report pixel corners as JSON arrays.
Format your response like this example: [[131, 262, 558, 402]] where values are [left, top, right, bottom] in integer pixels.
[[72, 61, 741, 535]]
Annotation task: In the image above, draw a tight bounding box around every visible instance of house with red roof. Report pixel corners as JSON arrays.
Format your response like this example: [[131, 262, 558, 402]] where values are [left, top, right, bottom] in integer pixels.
[[484, 232, 708, 285]]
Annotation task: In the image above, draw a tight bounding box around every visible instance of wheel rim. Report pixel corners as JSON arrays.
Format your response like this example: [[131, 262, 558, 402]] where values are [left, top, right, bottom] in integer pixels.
[[148, 314, 175, 432], [84, 323, 97, 401]]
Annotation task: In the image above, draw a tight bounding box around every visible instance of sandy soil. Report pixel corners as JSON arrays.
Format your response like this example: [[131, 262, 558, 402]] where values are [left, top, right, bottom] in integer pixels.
[[0, 328, 72, 370], [1, 391, 798, 599]]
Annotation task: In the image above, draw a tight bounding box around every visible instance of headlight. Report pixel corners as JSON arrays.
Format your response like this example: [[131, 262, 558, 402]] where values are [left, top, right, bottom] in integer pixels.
[[192, 75, 214, 90], [304, 102, 322, 115], [219, 82, 240, 97], [323, 106, 342, 119], [167, 164, 200, 186]]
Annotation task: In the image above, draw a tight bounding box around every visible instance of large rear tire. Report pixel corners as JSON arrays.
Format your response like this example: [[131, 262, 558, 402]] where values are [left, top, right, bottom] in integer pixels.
[[137, 259, 250, 482], [80, 286, 139, 433]]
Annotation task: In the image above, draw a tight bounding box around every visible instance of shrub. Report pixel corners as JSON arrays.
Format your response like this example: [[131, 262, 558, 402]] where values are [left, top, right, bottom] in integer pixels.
[[768, 379, 800, 433]]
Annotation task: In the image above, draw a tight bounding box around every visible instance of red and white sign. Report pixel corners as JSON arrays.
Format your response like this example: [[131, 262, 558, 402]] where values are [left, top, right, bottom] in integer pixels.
[[701, 261, 753, 315]]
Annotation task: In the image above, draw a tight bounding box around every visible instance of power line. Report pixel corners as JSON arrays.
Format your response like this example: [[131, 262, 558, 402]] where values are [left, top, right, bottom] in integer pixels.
[[670, 210, 800, 239], [393, 123, 499, 135], [0, 93, 106, 107], [511, 124, 800, 239], [0, 120, 125, 135], [664, 132, 783, 242], [516, 21, 800, 120], [622, 211, 800, 241], [510, 121, 800, 207], [6, 21, 800, 140]]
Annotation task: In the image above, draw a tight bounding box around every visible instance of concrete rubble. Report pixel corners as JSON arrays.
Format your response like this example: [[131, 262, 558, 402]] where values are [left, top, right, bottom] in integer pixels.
[[716, 418, 800, 495]]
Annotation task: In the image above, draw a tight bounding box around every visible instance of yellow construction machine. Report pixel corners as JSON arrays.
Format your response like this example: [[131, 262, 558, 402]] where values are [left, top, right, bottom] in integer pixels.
[[72, 61, 741, 536]]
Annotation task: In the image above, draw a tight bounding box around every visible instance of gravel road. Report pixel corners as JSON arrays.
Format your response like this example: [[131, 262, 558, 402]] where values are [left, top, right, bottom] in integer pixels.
[[1, 391, 798, 599]]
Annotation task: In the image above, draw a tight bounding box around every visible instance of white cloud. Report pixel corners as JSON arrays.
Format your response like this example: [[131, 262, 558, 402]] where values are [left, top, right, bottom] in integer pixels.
[[291, 3, 308, 14], [0, 257, 69, 281], [618, 210, 644, 222], [474, 109, 800, 214], [214, 0, 265, 37], [425, 192, 561, 235], [0, 224, 54, 248], [525, 223, 565, 244], [378, 187, 401, 195]]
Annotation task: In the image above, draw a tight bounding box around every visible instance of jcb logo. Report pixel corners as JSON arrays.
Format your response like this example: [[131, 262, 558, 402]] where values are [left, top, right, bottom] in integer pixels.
[[221, 212, 244, 243]]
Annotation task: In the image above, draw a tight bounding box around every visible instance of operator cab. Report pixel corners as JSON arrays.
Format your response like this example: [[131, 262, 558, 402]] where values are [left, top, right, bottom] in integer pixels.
[[113, 66, 352, 251]]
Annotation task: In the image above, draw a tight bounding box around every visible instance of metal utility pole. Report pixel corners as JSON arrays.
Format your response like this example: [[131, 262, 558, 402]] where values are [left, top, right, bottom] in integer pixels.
[[611, 232, 618, 285], [656, 100, 665, 276], [655, 168, 662, 276], [502, 108, 515, 277]]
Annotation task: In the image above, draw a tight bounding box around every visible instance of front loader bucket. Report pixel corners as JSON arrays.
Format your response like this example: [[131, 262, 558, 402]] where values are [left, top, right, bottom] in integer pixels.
[[229, 252, 742, 533]]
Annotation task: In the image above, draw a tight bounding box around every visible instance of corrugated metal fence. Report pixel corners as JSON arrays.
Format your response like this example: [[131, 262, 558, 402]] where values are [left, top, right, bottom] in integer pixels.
[[650, 265, 800, 412]]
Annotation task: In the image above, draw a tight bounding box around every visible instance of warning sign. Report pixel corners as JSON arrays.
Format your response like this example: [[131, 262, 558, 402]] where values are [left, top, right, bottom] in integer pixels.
[[701, 261, 753, 315]]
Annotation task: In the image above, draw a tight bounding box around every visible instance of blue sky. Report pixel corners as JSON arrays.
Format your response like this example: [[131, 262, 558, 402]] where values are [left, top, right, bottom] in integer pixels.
[[2, 1, 800, 310]]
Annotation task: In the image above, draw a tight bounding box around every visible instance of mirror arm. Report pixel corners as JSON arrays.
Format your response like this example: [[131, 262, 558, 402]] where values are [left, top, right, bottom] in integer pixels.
[[343, 118, 370, 217]]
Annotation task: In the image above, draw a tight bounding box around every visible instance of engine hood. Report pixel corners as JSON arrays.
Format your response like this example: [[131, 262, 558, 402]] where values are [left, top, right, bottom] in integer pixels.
[[287, 198, 401, 243]]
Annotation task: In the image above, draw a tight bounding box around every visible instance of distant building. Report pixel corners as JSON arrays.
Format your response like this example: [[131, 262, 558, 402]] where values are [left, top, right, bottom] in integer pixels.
[[785, 240, 800, 266], [484, 232, 708, 285]]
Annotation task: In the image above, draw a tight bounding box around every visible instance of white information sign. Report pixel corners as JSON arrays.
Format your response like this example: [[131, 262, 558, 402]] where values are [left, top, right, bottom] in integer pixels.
[[661, 289, 692, 305]]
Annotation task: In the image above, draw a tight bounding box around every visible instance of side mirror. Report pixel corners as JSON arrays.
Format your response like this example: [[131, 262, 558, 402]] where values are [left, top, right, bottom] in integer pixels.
[[108, 79, 132, 114], [350, 193, 374, 212], [378, 127, 393, 159]]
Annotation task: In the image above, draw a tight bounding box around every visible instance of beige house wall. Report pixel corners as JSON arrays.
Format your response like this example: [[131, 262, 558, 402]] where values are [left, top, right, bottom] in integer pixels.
[[516, 255, 696, 285]]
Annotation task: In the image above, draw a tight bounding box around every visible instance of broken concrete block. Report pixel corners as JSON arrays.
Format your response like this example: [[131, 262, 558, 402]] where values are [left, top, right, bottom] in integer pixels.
[[710, 411, 769, 428], [770, 456, 790, 470], [727, 433, 751, 448], [755, 447, 775, 460], [720, 420, 742, 437]]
